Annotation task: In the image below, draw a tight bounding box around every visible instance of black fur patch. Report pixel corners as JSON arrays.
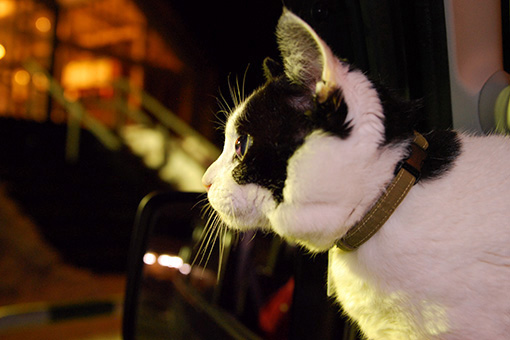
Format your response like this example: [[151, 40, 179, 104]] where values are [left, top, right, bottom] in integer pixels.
[[308, 88, 352, 139], [232, 77, 314, 202], [419, 130, 461, 181], [374, 82, 423, 145]]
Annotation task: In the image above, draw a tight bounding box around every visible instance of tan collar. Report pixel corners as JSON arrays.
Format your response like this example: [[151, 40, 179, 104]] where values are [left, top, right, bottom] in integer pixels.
[[335, 132, 429, 251]]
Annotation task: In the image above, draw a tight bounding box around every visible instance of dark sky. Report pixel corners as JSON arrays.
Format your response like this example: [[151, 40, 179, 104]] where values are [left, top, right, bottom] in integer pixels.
[[166, 0, 284, 92]]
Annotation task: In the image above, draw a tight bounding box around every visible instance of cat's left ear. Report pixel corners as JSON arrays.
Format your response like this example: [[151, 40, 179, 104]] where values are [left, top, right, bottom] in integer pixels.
[[276, 8, 339, 102], [263, 57, 284, 82]]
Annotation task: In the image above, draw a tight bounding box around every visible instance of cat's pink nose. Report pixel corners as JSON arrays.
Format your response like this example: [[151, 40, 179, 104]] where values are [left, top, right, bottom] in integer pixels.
[[202, 171, 213, 191]]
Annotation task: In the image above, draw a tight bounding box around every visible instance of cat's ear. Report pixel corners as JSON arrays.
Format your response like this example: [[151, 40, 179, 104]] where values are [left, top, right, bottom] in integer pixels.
[[263, 57, 284, 82], [276, 8, 339, 102]]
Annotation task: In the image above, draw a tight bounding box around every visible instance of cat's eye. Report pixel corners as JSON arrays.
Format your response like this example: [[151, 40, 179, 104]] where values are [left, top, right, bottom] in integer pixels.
[[235, 134, 253, 160]]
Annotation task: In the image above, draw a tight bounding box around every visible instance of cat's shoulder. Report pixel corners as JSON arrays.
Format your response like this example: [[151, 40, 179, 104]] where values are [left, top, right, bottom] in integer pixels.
[[416, 130, 510, 182], [414, 130, 510, 197]]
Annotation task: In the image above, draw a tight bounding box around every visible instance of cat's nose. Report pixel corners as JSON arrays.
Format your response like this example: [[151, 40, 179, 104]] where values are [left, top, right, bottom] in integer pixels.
[[202, 163, 216, 191], [202, 174, 212, 191]]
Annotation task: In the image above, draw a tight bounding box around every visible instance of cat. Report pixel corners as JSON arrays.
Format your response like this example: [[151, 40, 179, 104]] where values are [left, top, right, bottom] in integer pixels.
[[202, 8, 510, 340]]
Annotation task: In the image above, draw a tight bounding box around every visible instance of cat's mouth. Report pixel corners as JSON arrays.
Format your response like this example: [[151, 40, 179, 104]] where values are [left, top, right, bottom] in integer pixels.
[[208, 197, 271, 231]]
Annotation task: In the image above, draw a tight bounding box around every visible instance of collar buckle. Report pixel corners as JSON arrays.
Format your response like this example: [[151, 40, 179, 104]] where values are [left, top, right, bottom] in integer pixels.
[[395, 136, 428, 183]]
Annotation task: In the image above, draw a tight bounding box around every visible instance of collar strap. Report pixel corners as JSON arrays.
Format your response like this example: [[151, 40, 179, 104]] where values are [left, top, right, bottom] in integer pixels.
[[335, 132, 429, 251]]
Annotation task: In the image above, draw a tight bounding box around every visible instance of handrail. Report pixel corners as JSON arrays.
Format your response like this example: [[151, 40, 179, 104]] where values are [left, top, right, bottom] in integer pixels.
[[23, 61, 219, 180], [113, 79, 220, 166]]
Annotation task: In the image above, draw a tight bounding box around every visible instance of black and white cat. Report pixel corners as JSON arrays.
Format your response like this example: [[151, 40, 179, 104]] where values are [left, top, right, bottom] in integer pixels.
[[202, 9, 510, 340]]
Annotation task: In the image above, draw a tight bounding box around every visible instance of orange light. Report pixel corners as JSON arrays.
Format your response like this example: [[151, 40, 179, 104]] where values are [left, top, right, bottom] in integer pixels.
[[0, 44, 5, 60], [14, 69, 30, 86], [35, 16, 51, 33], [0, 1, 15, 19], [62, 59, 116, 90], [32, 72, 49, 91]]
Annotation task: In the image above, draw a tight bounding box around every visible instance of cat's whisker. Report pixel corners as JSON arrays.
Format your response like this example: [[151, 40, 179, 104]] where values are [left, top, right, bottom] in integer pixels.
[[248, 230, 258, 243], [241, 64, 250, 102], [191, 209, 218, 268], [191, 232, 210, 269], [218, 85, 233, 112], [217, 88, 234, 117], [214, 110, 228, 128], [200, 217, 222, 273], [235, 75, 243, 106], [194, 196, 210, 212], [217, 99, 231, 118], [201, 211, 218, 243], [227, 74, 239, 108], [192, 202, 231, 283], [197, 198, 212, 217], [217, 222, 226, 282], [215, 87, 235, 133]]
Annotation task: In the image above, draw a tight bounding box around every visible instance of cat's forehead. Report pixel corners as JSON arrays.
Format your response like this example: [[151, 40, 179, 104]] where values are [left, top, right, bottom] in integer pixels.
[[227, 78, 312, 136], [225, 85, 271, 138]]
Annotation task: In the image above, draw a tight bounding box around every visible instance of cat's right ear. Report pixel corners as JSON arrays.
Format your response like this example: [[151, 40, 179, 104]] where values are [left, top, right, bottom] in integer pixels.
[[263, 57, 284, 82], [276, 8, 340, 103]]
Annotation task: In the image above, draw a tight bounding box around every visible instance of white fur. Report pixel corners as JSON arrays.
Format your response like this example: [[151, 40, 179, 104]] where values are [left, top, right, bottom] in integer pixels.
[[328, 133, 510, 340], [203, 9, 510, 340]]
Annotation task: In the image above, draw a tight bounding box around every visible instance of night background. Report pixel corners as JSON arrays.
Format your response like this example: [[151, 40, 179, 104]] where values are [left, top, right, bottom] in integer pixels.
[[0, 0, 316, 338]]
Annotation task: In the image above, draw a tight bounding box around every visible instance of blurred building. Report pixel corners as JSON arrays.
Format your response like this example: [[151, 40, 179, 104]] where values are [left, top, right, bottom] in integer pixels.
[[0, 0, 217, 140]]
